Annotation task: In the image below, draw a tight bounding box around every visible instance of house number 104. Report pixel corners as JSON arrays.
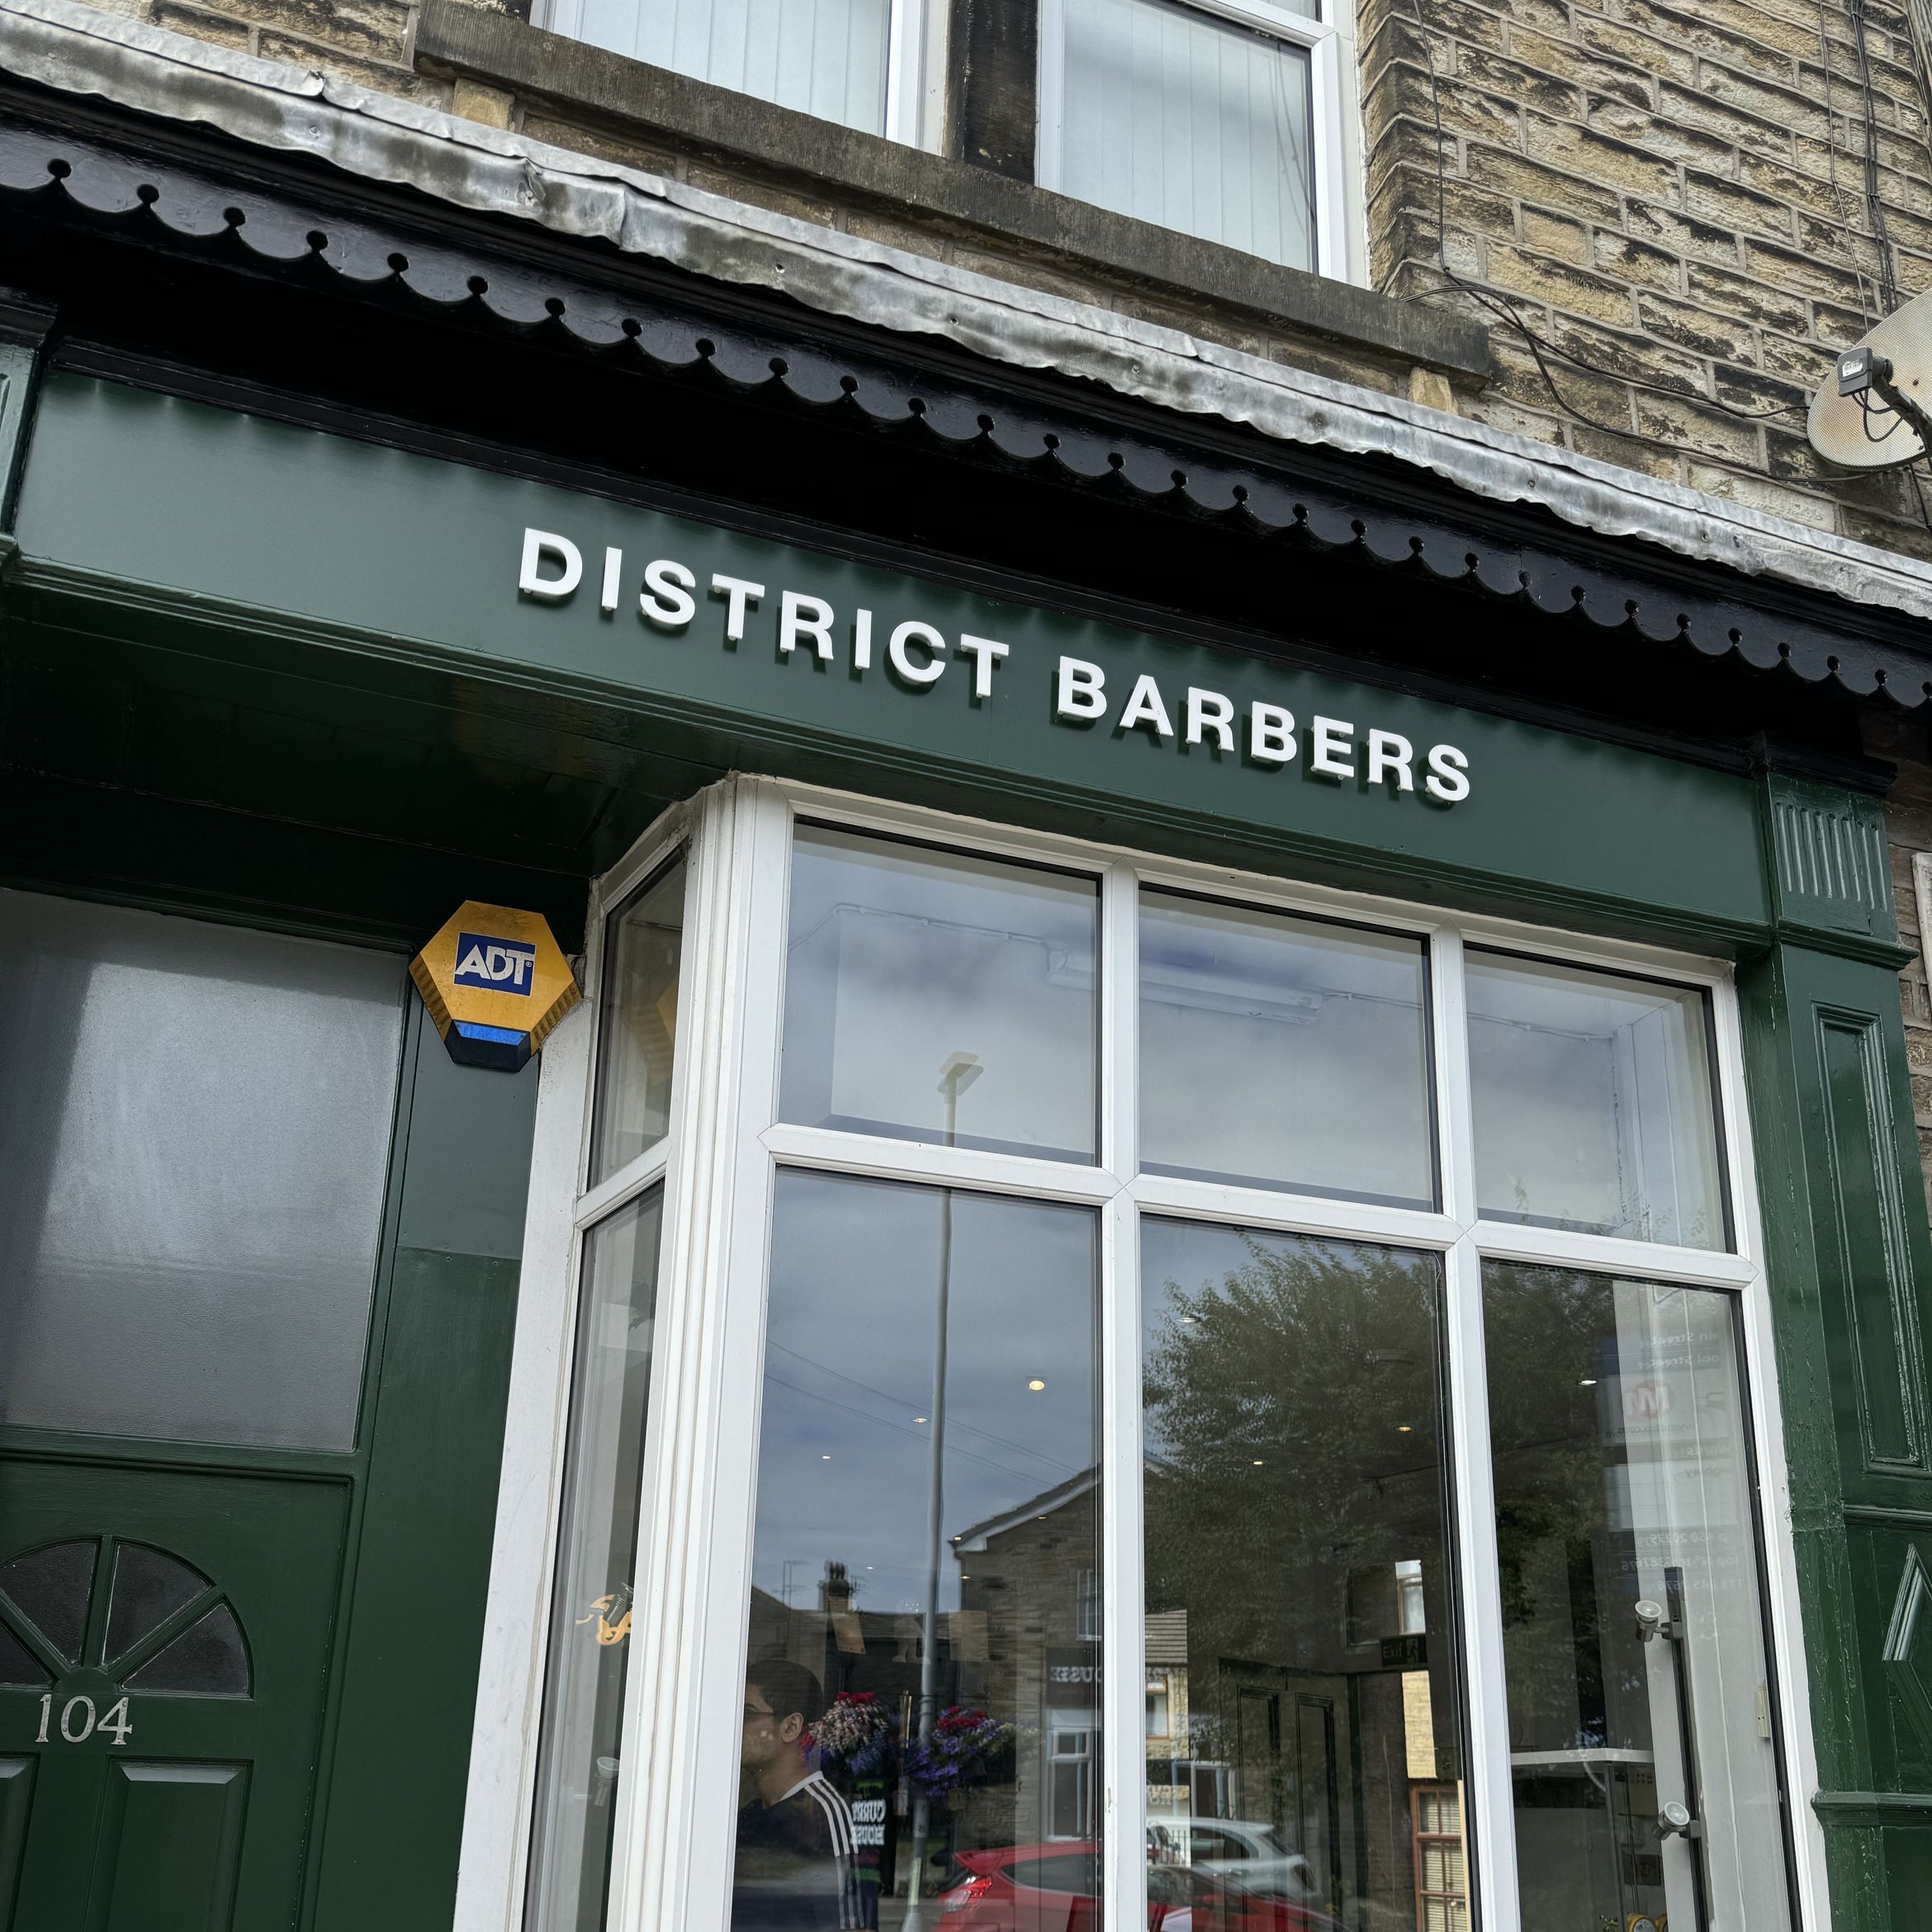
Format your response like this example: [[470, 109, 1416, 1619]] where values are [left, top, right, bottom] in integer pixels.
[[35, 1693, 132, 1745]]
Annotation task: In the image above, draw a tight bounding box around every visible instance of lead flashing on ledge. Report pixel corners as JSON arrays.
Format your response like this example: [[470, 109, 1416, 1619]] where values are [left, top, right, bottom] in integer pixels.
[[412, 0, 1487, 380], [7, 0, 1932, 645]]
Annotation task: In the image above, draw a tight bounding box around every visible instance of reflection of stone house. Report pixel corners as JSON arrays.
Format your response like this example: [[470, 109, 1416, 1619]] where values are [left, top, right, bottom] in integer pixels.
[[950, 1469, 1101, 1845], [742, 1469, 1103, 1859], [1144, 1608, 1194, 1820], [1142, 1456, 1462, 1925]]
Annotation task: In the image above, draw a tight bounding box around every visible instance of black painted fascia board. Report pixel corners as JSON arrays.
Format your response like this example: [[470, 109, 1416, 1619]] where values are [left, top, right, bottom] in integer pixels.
[[3, 95, 1931, 720]]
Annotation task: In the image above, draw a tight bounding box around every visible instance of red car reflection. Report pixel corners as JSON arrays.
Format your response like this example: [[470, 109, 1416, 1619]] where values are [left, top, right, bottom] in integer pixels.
[[935, 1844, 1344, 1931]]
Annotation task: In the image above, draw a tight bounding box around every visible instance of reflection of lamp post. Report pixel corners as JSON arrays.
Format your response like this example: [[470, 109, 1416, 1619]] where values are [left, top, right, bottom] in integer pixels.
[[902, 1052, 981, 1932]]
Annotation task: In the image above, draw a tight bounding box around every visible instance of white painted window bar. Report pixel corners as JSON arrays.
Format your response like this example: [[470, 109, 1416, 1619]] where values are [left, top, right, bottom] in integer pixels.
[[457, 774, 1831, 1932]]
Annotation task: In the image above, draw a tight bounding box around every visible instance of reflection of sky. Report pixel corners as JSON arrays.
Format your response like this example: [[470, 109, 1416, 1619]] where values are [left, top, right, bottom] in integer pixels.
[[1466, 952, 1723, 1244], [1139, 893, 1431, 1205], [751, 1172, 1097, 1617], [779, 827, 1097, 1158]]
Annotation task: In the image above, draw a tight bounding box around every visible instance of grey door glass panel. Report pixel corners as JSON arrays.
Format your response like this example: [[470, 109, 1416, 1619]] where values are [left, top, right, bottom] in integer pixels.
[[0, 1542, 92, 1664], [0, 1625, 47, 1687], [125, 1605, 250, 1696], [0, 889, 405, 1449], [106, 1546, 211, 1666]]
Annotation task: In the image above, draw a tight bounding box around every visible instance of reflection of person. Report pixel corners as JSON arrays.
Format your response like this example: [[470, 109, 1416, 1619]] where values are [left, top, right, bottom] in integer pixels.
[[732, 1660, 869, 1930]]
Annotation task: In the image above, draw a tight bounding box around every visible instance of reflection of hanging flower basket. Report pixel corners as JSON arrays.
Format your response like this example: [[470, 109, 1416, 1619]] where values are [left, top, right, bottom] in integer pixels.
[[813, 1693, 898, 1778], [903, 1707, 1016, 1796]]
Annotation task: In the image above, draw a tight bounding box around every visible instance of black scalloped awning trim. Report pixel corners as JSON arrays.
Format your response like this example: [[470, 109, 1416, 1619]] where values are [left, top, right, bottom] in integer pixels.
[[3, 111, 1930, 708]]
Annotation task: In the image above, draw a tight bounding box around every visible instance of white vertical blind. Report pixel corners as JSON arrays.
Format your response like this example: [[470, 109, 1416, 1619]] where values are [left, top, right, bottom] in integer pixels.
[[579, 0, 890, 133], [1058, 0, 1317, 269]]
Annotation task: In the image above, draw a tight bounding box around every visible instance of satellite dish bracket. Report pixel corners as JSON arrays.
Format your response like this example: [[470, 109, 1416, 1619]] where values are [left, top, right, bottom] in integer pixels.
[[1836, 345, 1932, 453]]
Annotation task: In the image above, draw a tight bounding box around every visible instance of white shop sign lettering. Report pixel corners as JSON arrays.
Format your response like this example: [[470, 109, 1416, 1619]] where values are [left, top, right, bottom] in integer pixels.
[[519, 528, 1472, 803]]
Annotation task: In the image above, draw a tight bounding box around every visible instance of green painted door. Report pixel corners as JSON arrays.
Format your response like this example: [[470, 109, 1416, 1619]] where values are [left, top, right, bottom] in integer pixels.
[[0, 887, 410, 1930], [0, 1464, 347, 1930]]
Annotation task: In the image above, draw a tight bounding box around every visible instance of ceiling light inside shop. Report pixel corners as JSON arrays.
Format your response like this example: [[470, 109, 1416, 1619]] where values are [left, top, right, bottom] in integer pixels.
[[1028, 1379, 1046, 1391]]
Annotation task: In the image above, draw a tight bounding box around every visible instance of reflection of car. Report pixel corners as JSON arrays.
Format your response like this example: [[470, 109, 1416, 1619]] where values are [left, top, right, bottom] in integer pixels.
[[1147, 1817, 1319, 1904], [937, 1842, 1342, 1930]]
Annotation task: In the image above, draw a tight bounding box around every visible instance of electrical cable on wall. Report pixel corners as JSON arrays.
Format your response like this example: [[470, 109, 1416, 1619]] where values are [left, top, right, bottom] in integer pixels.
[[1394, 0, 1804, 437], [1393, 0, 1932, 534]]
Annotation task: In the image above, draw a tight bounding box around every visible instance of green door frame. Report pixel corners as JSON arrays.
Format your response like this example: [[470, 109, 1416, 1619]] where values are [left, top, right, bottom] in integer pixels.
[[0, 941, 541, 1932]]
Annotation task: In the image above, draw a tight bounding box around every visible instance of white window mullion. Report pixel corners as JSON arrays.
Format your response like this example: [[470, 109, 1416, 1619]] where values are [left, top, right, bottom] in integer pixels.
[[1098, 861, 1144, 1932], [882, 0, 924, 144], [1431, 927, 1520, 1932], [760, 1120, 1120, 1201], [452, 998, 597, 1932], [1468, 1220, 1756, 1287], [1309, 27, 1349, 282], [1100, 861, 1139, 1187], [613, 776, 792, 1932], [1035, 0, 1068, 192], [1099, 1185, 1145, 1932]]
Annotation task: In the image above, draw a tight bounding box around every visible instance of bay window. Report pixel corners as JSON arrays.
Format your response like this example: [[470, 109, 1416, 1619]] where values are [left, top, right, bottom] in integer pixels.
[[481, 777, 1812, 1932]]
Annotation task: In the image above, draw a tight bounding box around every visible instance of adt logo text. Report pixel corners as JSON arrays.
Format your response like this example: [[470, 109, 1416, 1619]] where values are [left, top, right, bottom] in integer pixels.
[[453, 933, 537, 996]]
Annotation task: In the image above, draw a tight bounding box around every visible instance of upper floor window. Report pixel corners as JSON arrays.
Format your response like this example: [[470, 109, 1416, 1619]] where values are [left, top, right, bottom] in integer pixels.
[[542, 0, 1357, 275], [547, 0, 925, 138], [1038, 0, 1349, 274]]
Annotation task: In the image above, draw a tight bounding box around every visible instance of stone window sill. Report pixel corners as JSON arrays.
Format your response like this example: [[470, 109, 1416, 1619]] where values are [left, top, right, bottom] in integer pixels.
[[414, 0, 1492, 385]]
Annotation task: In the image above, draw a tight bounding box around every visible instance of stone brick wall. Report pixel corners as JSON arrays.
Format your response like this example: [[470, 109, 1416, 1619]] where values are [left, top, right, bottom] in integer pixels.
[[111, 0, 1932, 561], [104, 0, 441, 98], [1361, 0, 1932, 557]]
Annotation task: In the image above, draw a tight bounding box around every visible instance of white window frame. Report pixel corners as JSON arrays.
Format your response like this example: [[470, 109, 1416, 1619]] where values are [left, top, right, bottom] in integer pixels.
[[456, 771, 1831, 1932], [1035, 0, 1363, 282]]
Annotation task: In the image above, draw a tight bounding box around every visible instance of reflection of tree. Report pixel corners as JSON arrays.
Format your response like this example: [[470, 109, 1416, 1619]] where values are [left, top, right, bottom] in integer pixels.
[[1142, 1236, 1448, 1670]]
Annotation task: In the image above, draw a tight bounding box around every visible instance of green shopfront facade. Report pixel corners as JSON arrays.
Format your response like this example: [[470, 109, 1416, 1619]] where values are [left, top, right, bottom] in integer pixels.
[[6, 93, 1932, 1932]]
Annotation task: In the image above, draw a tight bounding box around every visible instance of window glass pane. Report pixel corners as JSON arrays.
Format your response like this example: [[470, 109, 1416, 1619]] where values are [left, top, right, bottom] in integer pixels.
[[588, 860, 686, 1186], [576, 0, 888, 132], [1466, 952, 1727, 1249], [1485, 1263, 1792, 1932], [0, 889, 402, 1450], [1139, 892, 1433, 1207], [735, 1172, 1100, 1928], [1059, 0, 1316, 269], [526, 1188, 665, 1932], [780, 826, 1098, 1163], [1141, 1219, 1466, 1930]]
